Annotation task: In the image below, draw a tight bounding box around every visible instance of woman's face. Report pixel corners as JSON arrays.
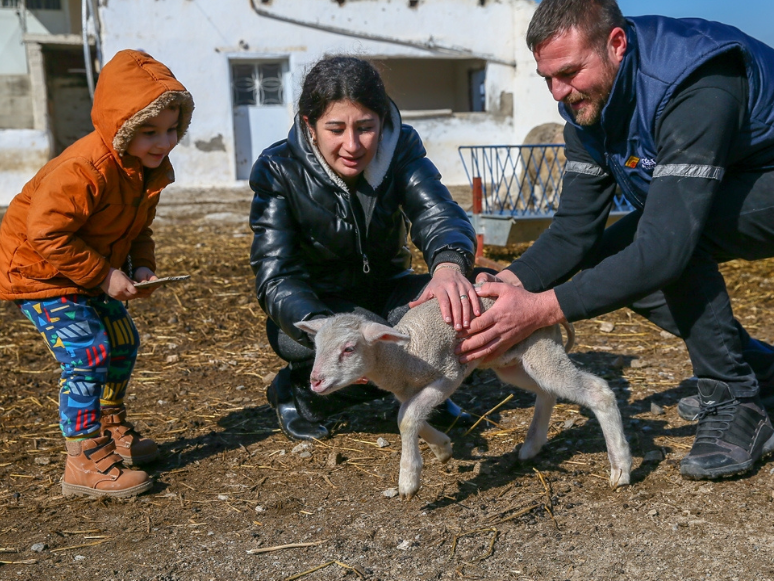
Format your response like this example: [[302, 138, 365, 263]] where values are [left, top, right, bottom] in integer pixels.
[[306, 100, 382, 188]]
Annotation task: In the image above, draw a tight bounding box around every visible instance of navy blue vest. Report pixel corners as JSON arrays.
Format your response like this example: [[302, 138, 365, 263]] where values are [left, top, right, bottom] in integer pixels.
[[561, 16, 774, 209]]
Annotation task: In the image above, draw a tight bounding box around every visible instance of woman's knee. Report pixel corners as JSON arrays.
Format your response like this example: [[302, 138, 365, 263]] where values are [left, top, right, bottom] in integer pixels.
[[266, 318, 316, 362]]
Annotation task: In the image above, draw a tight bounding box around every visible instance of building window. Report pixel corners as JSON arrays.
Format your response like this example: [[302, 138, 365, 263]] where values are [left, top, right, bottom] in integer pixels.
[[370, 58, 487, 114], [469, 68, 486, 112], [232, 62, 284, 107], [1, 0, 62, 8]]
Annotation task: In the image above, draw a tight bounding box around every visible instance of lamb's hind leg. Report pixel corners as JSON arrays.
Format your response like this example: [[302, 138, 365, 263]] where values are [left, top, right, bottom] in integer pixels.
[[397, 381, 455, 500], [576, 374, 632, 487], [520, 339, 632, 488]]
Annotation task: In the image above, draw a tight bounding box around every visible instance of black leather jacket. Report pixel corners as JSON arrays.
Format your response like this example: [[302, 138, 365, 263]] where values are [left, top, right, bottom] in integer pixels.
[[249, 105, 476, 344]]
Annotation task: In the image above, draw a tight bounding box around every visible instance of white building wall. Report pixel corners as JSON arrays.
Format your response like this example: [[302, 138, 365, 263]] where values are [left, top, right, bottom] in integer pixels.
[[0, 9, 28, 76], [97, 0, 562, 191], [0, 0, 564, 205], [0, 2, 82, 205], [0, 129, 51, 203], [0, 6, 73, 75]]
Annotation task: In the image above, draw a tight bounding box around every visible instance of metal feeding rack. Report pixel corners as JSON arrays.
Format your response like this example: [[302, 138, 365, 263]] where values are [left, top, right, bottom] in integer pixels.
[[458, 144, 634, 266]]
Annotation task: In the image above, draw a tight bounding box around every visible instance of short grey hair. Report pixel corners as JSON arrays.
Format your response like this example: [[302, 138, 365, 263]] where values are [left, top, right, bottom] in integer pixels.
[[526, 0, 626, 53]]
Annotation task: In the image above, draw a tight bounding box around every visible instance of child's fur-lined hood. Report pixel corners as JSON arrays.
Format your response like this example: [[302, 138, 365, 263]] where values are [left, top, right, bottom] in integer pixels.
[[92, 49, 194, 158]]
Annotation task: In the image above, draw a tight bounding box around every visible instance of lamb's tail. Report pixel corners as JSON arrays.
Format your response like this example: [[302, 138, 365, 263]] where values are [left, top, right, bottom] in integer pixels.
[[561, 321, 575, 353]]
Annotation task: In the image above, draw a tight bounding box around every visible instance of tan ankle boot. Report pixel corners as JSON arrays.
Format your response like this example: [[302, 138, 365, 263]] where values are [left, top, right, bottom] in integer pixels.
[[63, 436, 152, 498], [100, 407, 158, 465]]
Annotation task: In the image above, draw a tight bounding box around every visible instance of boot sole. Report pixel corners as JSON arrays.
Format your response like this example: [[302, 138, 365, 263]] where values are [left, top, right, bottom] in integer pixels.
[[680, 432, 774, 480], [681, 458, 755, 480], [62, 478, 153, 498], [275, 408, 329, 442], [118, 451, 159, 466]]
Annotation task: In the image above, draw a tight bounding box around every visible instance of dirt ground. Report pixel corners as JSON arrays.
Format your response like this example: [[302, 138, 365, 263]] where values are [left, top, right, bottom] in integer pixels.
[[2, 189, 774, 581]]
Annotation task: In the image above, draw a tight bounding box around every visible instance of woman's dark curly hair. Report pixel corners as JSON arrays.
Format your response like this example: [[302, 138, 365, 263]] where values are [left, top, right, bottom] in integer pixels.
[[298, 56, 393, 130]]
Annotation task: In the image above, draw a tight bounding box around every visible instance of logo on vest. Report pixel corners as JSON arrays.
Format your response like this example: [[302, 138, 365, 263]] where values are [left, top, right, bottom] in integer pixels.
[[641, 158, 657, 170], [624, 156, 640, 168]]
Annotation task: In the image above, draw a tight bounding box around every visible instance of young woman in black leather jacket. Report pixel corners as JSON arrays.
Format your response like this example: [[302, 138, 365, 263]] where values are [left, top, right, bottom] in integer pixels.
[[249, 56, 482, 440]]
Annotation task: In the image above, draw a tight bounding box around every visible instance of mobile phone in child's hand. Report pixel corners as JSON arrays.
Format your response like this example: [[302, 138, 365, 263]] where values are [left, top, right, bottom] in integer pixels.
[[132, 266, 161, 298], [133, 275, 190, 289]]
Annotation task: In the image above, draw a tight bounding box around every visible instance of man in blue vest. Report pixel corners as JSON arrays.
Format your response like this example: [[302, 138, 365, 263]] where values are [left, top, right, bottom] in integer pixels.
[[458, 0, 774, 480]]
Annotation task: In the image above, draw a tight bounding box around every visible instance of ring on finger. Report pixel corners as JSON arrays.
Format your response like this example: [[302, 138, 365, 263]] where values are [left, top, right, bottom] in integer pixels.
[[459, 294, 468, 299]]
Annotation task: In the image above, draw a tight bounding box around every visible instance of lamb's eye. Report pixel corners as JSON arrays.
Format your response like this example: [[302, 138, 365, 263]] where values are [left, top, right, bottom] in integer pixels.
[[343, 346, 355, 354]]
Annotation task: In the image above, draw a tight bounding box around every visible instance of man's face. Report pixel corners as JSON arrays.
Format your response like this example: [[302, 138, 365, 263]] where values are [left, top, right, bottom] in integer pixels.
[[534, 27, 626, 126]]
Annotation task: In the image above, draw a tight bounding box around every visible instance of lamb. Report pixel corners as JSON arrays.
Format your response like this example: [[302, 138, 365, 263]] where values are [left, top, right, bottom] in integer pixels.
[[295, 297, 631, 500]]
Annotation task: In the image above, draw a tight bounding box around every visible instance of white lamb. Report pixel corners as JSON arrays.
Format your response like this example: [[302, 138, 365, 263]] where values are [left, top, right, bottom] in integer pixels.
[[296, 297, 631, 500]]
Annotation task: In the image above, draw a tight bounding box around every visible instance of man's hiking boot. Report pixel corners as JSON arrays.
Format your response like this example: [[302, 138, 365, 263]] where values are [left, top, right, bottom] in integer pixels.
[[679, 335, 774, 420], [680, 379, 774, 480], [100, 407, 158, 465], [62, 435, 152, 498], [678, 386, 774, 421]]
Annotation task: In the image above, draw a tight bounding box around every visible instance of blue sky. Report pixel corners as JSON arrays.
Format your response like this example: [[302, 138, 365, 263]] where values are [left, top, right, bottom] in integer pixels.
[[537, 1, 774, 47]]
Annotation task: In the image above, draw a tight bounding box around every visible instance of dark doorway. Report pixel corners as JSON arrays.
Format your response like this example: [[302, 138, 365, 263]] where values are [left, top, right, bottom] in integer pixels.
[[43, 45, 96, 155]]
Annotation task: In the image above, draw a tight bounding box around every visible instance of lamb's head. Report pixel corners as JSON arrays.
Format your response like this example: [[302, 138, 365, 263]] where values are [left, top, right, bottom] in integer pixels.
[[295, 314, 409, 395]]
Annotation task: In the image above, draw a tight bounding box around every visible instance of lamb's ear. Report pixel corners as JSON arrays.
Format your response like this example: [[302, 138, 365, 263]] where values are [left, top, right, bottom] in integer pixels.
[[361, 321, 409, 346], [295, 319, 326, 336]]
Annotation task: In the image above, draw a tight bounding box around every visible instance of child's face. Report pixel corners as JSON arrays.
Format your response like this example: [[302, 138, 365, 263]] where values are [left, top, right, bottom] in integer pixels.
[[126, 107, 180, 168]]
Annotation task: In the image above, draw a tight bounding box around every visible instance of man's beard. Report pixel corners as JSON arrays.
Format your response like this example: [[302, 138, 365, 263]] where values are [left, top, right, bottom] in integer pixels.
[[564, 59, 617, 126], [564, 91, 606, 126]]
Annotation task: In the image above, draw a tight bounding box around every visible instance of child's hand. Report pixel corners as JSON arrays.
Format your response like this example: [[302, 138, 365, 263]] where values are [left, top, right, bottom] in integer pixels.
[[133, 267, 158, 298], [100, 267, 139, 301]]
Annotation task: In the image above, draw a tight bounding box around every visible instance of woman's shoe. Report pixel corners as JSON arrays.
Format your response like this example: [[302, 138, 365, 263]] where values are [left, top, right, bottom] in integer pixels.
[[275, 400, 330, 441], [268, 366, 329, 441]]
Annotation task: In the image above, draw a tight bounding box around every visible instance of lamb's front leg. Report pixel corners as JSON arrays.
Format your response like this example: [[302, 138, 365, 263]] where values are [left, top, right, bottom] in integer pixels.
[[418, 421, 452, 463], [396, 382, 455, 500], [518, 341, 632, 488]]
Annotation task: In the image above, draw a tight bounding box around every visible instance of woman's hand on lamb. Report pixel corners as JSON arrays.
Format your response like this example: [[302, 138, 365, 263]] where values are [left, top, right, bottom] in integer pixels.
[[409, 263, 480, 330]]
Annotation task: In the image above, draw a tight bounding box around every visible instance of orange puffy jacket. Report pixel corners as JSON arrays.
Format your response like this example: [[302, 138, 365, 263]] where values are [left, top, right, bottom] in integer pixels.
[[0, 50, 194, 300]]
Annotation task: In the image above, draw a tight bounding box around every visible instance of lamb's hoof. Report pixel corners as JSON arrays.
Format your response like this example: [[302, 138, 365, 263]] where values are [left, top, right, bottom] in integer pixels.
[[430, 442, 453, 464], [518, 439, 545, 461], [399, 472, 421, 501], [399, 483, 419, 501], [609, 468, 631, 489]]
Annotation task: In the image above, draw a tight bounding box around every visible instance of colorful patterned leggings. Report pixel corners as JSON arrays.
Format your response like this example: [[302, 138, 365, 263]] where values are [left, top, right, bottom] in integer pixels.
[[17, 295, 139, 439]]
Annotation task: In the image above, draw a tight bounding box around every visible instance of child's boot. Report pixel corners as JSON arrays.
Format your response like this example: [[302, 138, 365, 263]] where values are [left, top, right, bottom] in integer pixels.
[[62, 435, 152, 498], [100, 407, 159, 465]]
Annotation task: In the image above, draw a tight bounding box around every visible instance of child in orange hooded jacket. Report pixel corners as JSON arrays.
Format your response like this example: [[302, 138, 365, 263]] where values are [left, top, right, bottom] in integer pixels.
[[0, 50, 194, 497]]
